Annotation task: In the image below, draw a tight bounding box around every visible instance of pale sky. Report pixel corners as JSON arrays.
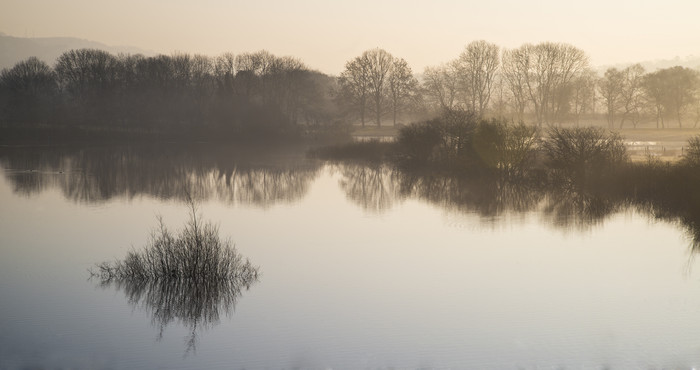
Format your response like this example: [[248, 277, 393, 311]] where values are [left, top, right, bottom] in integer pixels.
[[2, 0, 700, 74]]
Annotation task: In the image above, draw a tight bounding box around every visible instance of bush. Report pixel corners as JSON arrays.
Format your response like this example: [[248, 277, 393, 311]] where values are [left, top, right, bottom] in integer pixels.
[[473, 119, 538, 174], [91, 202, 258, 283], [396, 120, 443, 164], [396, 109, 479, 168], [90, 201, 259, 354], [682, 135, 700, 166], [542, 127, 627, 178]]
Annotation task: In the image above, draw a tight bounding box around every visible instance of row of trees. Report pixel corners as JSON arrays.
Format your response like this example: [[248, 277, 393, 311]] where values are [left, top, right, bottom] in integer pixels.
[[340, 42, 700, 128], [336, 49, 419, 126], [0, 49, 338, 133], [2, 42, 700, 132], [599, 64, 700, 128]]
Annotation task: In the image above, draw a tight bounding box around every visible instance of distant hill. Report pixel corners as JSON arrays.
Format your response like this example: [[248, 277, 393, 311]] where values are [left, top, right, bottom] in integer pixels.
[[597, 55, 700, 74], [0, 33, 155, 69]]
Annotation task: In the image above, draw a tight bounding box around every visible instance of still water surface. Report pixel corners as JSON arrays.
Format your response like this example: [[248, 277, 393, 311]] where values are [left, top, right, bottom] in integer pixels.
[[1, 144, 700, 369]]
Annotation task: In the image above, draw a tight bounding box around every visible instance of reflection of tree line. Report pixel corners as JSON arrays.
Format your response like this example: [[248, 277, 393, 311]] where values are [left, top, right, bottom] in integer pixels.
[[334, 164, 697, 236], [0, 145, 320, 206]]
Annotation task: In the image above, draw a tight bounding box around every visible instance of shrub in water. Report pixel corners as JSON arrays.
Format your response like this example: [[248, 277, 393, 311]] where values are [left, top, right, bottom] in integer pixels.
[[542, 127, 627, 179], [91, 203, 258, 283]]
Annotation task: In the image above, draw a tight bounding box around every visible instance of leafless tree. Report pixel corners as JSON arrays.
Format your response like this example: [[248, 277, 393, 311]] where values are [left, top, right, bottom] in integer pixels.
[[570, 69, 596, 125], [454, 40, 499, 116], [598, 68, 624, 129], [365, 48, 393, 126], [503, 42, 589, 126], [501, 48, 529, 122], [617, 64, 645, 128], [338, 53, 371, 126], [387, 58, 418, 125], [643, 67, 700, 128], [422, 62, 459, 111]]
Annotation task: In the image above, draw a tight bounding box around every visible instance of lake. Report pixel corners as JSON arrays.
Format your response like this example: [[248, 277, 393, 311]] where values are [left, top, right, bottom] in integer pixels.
[[1, 143, 700, 369]]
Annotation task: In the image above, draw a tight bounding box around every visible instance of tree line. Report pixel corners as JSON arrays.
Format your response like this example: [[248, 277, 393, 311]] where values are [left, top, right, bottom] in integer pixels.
[[1, 42, 700, 134], [338, 41, 700, 129], [0, 49, 338, 135]]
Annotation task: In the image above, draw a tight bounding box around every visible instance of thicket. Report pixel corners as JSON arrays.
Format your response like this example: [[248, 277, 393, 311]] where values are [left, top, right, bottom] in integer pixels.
[[91, 202, 258, 283]]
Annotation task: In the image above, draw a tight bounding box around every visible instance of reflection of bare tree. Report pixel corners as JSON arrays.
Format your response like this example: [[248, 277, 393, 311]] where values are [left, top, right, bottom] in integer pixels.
[[95, 273, 258, 355], [0, 144, 320, 206], [336, 164, 399, 212], [335, 162, 627, 232], [393, 170, 544, 217], [541, 184, 620, 230]]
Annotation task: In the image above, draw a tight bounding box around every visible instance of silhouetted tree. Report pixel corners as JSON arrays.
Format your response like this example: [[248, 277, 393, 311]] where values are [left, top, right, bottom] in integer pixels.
[[455, 40, 499, 116], [618, 64, 646, 128], [0, 57, 56, 125], [570, 69, 596, 125], [365, 48, 393, 127], [422, 63, 459, 111], [501, 48, 529, 122], [387, 58, 418, 125], [503, 42, 589, 126], [338, 53, 371, 126], [598, 68, 624, 129]]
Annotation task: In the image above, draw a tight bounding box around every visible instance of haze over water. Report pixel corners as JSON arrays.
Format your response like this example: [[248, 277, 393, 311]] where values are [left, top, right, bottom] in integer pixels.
[[2, 145, 700, 369]]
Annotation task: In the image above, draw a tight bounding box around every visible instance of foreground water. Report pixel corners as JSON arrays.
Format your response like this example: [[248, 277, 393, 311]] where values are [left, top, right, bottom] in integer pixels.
[[1, 144, 700, 369]]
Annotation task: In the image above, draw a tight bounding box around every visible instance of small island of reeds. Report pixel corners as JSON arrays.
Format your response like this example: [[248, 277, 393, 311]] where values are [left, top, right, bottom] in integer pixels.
[[90, 201, 259, 352], [91, 201, 258, 283]]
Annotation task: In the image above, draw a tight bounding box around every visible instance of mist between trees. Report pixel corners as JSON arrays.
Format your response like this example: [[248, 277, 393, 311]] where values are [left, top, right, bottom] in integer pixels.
[[1, 41, 700, 138]]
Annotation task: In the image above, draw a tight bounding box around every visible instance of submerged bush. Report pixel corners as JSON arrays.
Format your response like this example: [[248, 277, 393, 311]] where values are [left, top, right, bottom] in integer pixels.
[[396, 119, 443, 164], [542, 127, 627, 178], [397, 109, 538, 174], [396, 109, 479, 168], [473, 120, 539, 174], [91, 203, 258, 283], [682, 135, 700, 166], [90, 202, 259, 353]]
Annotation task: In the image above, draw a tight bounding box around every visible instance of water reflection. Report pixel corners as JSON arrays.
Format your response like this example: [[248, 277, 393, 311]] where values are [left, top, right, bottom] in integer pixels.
[[0, 144, 320, 206], [4, 144, 700, 246], [94, 272, 258, 354], [335, 162, 700, 245], [335, 164, 399, 212], [336, 165, 614, 228]]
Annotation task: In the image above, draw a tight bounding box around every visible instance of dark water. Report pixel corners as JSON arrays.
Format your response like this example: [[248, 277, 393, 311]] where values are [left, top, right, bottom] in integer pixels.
[[1, 144, 700, 369]]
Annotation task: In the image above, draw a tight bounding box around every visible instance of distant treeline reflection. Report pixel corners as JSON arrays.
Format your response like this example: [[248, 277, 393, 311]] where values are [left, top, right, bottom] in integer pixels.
[[3, 141, 700, 249], [0, 143, 320, 206], [324, 110, 700, 251]]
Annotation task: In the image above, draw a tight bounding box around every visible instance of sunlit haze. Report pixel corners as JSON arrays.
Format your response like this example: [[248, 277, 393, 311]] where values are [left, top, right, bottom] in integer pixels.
[[2, 0, 700, 73]]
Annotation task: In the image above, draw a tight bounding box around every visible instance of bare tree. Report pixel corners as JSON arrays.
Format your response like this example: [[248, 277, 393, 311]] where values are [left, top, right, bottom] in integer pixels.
[[661, 66, 699, 128], [643, 70, 666, 129], [501, 48, 529, 122], [422, 63, 459, 111], [0, 57, 56, 124], [570, 69, 596, 125], [387, 58, 418, 125], [618, 64, 645, 128], [643, 67, 700, 128], [598, 68, 624, 129], [338, 53, 371, 126], [365, 48, 393, 126], [504, 42, 589, 126], [455, 40, 499, 116], [214, 53, 236, 96]]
